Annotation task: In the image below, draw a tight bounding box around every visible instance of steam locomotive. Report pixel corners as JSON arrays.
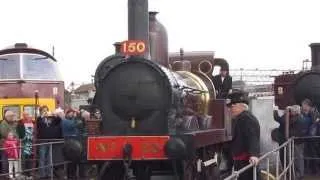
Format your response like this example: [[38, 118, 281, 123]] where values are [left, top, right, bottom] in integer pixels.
[[63, 0, 233, 179], [274, 43, 320, 109]]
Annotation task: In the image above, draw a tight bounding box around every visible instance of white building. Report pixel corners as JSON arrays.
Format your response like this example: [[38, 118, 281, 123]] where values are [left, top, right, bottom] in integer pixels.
[[70, 83, 95, 109]]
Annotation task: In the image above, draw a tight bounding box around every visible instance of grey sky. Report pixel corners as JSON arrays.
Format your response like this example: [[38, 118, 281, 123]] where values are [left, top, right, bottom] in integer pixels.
[[1, 0, 320, 87]]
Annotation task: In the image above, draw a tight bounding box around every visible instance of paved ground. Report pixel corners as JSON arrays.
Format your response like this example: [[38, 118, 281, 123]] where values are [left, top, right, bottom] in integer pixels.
[[151, 176, 175, 180], [37, 176, 174, 180], [304, 176, 320, 180], [2, 173, 318, 180]]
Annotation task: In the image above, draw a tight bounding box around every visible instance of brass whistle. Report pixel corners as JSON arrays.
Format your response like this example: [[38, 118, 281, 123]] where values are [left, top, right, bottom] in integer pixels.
[[131, 117, 136, 128]]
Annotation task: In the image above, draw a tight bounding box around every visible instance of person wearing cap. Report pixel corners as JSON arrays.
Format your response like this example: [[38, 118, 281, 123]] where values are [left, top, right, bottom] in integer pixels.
[[212, 65, 232, 99], [226, 90, 260, 180]]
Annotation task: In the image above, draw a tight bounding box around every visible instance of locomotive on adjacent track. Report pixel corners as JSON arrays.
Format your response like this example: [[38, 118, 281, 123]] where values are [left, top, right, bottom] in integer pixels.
[[274, 43, 320, 110], [63, 0, 233, 179], [0, 43, 64, 120]]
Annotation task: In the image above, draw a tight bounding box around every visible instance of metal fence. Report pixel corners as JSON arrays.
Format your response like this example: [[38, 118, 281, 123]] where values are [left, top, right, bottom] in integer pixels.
[[0, 139, 68, 180], [224, 136, 320, 180], [224, 138, 295, 180]]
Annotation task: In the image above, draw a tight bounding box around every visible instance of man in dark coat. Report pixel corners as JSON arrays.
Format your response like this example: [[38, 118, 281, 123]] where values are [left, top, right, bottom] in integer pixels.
[[226, 90, 260, 180], [37, 109, 63, 179], [212, 65, 232, 99]]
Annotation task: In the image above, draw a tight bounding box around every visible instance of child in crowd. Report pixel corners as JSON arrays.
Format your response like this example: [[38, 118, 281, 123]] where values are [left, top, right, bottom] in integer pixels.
[[4, 131, 20, 179]]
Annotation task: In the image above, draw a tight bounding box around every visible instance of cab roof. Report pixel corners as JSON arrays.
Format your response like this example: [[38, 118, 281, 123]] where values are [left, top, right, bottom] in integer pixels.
[[0, 43, 57, 62]]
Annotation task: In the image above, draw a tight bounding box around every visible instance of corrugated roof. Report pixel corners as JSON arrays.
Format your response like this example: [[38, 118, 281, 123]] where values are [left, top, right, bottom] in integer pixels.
[[74, 83, 95, 93]]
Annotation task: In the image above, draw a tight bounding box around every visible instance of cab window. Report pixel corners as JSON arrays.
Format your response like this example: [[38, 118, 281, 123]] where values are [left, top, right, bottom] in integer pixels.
[[22, 54, 62, 81], [3, 105, 20, 120], [23, 105, 37, 118], [0, 54, 20, 79]]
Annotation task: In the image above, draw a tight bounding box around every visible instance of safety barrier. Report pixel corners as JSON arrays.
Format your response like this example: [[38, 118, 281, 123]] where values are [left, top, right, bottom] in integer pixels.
[[224, 136, 320, 180], [224, 138, 294, 180], [0, 139, 68, 180]]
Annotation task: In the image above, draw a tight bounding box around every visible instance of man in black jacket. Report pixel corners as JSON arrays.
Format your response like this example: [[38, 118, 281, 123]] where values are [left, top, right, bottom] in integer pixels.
[[226, 90, 260, 180], [212, 65, 232, 99], [37, 110, 63, 179]]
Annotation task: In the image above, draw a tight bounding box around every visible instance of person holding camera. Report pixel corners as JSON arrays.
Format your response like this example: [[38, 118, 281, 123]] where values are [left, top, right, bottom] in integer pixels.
[[37, 109, 62, 179]]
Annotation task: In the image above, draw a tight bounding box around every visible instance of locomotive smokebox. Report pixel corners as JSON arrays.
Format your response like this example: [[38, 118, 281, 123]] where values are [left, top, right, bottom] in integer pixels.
[[128, 0, 150, 59], [310, 43, 320, 70]]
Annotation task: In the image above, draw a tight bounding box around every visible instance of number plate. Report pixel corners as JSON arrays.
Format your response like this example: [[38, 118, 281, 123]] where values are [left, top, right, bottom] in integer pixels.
[[120, 40, 146, 56], [87, 136, 169, 160]]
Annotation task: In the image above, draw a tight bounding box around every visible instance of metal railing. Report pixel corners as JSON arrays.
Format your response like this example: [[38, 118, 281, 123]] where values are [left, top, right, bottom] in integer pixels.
[[224, 136, 320, 180], [224, 138, 295, 180], [0, 139, 68, 179]]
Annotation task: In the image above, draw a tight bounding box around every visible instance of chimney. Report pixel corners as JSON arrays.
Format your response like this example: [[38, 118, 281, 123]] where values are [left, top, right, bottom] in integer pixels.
[[180, 48, 184, 61], [310, 43, 320, 70], [113, 42, 122, 55], [128, 0, 150, 59]]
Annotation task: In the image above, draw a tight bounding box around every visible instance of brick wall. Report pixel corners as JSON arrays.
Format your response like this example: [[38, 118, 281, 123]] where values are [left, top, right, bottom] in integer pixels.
[[86, 119, 101, 135]]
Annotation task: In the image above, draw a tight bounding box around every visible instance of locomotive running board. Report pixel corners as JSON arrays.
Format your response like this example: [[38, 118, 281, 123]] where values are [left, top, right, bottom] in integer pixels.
[[184, 128, 232, 148]]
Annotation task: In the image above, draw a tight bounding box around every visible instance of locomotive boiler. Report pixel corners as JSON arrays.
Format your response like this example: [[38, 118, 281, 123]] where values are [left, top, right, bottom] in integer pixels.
[[63, 0, 232, 179], [274, 43, 320, 109]]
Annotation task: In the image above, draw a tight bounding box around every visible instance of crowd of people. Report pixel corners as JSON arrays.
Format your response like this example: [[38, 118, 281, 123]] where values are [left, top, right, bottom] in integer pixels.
[[223, 89, 320, 180], [272, 98, 320, 180], [0, 105, 98, 180]]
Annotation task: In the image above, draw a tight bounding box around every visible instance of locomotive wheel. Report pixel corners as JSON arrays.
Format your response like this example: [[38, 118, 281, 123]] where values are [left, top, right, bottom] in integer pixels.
[[98, 162, 124, 180], [182, 159, 200, 180], [134, 163, 152, 180], [202, 163, 220, 180]]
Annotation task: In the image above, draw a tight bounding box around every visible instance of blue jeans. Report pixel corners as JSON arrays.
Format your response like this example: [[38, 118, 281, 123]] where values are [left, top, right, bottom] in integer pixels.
[[294, 144, 304, 180], [1, 150, 8, 174], [39, 144, 52, 178]]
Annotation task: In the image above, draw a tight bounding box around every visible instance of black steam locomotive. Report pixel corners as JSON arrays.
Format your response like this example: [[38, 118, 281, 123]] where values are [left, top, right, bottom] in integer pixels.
[[63, 0, 233, 179], [274, 43, 320, 110]]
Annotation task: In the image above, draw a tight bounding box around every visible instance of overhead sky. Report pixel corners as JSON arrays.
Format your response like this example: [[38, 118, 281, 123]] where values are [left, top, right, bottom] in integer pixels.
[[1, 0, 320, 87]]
